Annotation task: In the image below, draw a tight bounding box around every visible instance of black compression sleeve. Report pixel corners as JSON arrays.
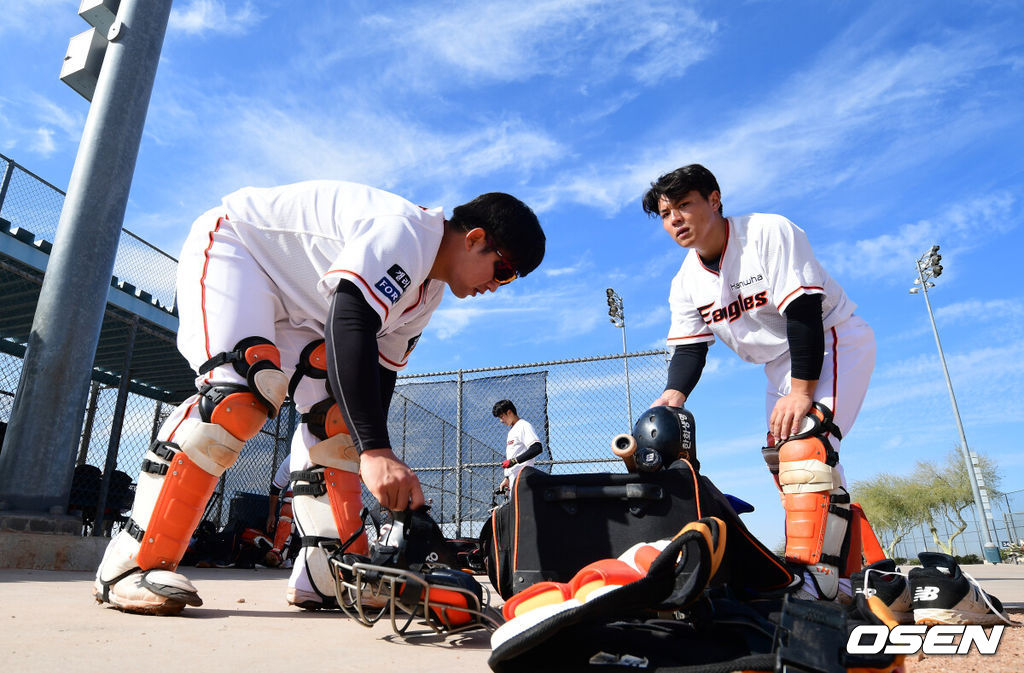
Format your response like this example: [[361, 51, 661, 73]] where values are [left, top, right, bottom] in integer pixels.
[[785, 293, 824, 381], [378, 365, 397, 410], [665, 343, 708, 397], [516, 441, 543, 463], [326, 280, 391, 453]]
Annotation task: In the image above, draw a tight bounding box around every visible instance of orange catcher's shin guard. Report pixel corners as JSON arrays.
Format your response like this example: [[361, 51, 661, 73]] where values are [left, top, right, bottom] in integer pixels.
[[325, 468, 368, 556], [777, 436, 851, 571], [272, 500, 293, 553]]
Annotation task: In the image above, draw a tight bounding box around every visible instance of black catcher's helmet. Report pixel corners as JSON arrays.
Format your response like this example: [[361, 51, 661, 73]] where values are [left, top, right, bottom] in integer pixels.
[[632, 406, 698, 471]]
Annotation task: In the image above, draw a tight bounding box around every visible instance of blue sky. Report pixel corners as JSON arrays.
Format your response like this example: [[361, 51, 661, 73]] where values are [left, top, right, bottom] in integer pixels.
[[2, 0, 1023, 548]]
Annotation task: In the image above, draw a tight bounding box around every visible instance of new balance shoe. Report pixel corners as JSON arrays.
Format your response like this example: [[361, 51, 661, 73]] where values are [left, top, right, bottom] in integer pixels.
[[851, 559, 913, 624], [908, 552, 1012, 626]]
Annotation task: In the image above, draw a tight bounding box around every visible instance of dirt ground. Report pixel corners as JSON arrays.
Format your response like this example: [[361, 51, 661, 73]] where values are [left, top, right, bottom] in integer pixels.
[[905, 608, 1023, 672], [1, 564, 1021, 672]]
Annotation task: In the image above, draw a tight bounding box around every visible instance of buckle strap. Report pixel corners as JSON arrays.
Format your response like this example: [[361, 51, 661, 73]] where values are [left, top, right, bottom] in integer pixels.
[[291, 468, 326, 497], [126, 518, 145, 543], [140, 459, 169, 476], [149, 440, 179, 462], [198, 349, 244, 376]]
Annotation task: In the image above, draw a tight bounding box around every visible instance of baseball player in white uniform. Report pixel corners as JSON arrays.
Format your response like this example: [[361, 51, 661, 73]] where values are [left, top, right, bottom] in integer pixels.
[[94, 180, 545, 614], [642, 164, 875, 601], [263, 453, 294, 568], [492, 399, 543, 491]]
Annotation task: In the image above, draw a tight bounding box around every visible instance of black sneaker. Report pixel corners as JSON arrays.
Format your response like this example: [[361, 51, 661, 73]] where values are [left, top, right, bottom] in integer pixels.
[[851, 559, 912, 624], [908, 552, 1011, 625]]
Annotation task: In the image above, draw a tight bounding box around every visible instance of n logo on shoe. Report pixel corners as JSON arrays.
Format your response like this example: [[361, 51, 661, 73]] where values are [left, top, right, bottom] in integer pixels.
[[913, 586, 940, 601]]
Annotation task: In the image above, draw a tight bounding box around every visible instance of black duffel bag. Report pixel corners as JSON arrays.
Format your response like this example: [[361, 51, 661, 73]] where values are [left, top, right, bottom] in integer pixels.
[[481, 461, 793, 600]]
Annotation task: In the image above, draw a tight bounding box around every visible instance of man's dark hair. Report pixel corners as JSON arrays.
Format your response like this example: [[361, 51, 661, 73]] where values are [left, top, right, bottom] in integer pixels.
[[492, 399, 517, 418], [641, 164, 723, 217], [450, 193, 545, 276]]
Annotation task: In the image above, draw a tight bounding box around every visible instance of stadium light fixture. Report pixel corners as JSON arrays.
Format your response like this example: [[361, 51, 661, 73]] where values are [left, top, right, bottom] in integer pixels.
[[605, 288, 633, 430]]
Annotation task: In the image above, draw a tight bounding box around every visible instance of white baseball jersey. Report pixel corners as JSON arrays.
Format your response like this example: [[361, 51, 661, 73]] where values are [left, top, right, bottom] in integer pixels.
[[666, 212, 875, 447], [212, 180, 446, 370], [667, 213, 855, 365], [505, 418, 541, 484]]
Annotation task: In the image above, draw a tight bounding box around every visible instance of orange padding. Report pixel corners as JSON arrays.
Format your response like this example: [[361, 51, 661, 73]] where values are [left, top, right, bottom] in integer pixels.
[[244, 342, 281, 368], [777, 435, 828, 463], [427, 588, 473, 626], [783, 491, 830, 565], [323, 403, 350, 438], [272, 501, 293, 551], [852, 503, 886, 565], [135, 453, 219, 571], [325, 469, 367, 555], [501, 558, 643, 620], [208, 390, 269, 441]]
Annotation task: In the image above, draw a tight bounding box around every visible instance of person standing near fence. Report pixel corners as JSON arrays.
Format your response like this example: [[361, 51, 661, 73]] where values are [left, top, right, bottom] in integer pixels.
[[642, 164, 875, 601], [263, 453, 294, 568], [493, 399, 543, 492], [93, 181, 545, 615]]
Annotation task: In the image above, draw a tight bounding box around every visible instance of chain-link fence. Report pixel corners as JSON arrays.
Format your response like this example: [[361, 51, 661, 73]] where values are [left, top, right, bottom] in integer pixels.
[[0, 153, 178, 310], [882, 487, 1024, 561]]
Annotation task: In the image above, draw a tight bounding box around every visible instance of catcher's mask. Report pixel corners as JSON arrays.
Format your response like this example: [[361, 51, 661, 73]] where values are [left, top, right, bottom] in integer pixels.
[[326, 507, 500, 636]]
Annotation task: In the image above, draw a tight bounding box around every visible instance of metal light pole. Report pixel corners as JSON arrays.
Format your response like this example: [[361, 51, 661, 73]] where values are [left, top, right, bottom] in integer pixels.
[[909, 245, 1001, 563], [0, 0, 173, 517], [606, 288, 634, 430]]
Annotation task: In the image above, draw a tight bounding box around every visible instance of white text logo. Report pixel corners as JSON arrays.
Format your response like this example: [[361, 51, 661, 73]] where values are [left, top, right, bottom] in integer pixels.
[[913, 586, 940, 601], [847, 625, 1004, 655]]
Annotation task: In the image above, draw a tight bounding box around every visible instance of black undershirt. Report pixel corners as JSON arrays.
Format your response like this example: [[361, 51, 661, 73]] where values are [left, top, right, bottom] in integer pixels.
[[325, 280, 399, 453]]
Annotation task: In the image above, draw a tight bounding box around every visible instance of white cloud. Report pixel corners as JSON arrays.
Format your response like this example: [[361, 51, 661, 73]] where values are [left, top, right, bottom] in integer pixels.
[[352, 0, 716, 90], [820, 192, 1018, 282], [169, 0, 263, 37], [30, 128, 56, 156], [532, 9, 1019, 216]]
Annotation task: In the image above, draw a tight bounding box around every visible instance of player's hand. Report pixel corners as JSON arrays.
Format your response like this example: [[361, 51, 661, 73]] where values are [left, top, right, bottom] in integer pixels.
[[501, 458, 514, 469], [650, 388, 687, 408], [770, 391, 814, 442], [359, 448, 425, 511], [499, 477, 510, 493], [265, 515, 276, 534]]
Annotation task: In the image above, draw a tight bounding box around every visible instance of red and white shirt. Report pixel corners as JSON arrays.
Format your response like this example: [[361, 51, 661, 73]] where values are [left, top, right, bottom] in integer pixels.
[[219, 180, 445, 370], [667, 213, 855, 364]]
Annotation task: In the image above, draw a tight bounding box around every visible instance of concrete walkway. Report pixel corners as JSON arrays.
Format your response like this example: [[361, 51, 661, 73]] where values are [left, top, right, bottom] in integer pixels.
[[1, 563, 1022, 673]]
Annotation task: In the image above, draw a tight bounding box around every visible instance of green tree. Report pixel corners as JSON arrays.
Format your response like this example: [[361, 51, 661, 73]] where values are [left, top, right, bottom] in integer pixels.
[[912, 448, 1002, 554], [850, 473, 930, 558]]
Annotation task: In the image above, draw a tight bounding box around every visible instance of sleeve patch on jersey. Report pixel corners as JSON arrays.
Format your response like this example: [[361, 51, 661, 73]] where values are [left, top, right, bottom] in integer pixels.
[[375, 276, 403, 304], [404, 334, 421, 358], [387, 264, 412, 290]]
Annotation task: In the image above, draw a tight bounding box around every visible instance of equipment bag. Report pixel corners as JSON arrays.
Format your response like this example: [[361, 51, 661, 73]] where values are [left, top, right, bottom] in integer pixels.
[[483, 461, 794, 600], [488, 517, 904, 673]]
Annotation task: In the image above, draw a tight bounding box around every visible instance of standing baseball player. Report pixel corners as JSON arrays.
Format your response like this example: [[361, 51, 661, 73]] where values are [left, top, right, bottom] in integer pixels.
[[263, 452, 294, 568], [642, 164, 875, 601], [492, 399, 543, 492], [93, 180, 545, 614]]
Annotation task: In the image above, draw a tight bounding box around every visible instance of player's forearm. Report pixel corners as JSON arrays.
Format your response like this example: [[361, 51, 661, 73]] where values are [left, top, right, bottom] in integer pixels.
[[512, 441, 543, 464]]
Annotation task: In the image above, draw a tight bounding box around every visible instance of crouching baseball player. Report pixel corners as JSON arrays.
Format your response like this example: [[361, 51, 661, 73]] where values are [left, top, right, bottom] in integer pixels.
[[93, 180, 545, 614], [643, 164, 875, 601]]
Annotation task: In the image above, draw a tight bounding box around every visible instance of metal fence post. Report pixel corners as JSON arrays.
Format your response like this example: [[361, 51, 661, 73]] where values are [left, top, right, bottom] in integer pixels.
[[75, 381, 102, 466], [456, 369, 464, 537], [93, 315, 137, 535], [0, 159, 13, 215], [0, 0, 173, 516]]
